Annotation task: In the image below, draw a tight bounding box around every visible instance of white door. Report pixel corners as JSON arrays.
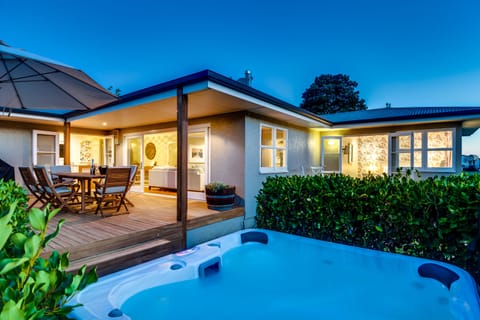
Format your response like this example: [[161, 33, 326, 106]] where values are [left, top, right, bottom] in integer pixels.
[[188, 128, 209, 200], [103, 136, 115, 167], [125, 135, 144, 192], [321, 136, 342, 174]]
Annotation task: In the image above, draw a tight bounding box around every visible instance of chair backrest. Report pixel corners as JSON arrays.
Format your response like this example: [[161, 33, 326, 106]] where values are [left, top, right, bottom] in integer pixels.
[[33, 166, 76, 213], [98, 165, 108, 175], [19, 167, 39, 193], [50, 165, 72, 182], [101, 167, 131, 194], [128, 165, 137, 185], [50, 165, 71, 173], [311, 166, 324, 176], [78, 165, 91, 173], [114, 165, 137, 187], [33, 166, 55, 193]]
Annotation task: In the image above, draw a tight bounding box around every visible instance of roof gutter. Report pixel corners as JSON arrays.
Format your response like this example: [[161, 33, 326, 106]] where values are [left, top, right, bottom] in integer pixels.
[[328, 109, 480, 127], [0, 109, 65, 123], [328, 114, 480, 130]]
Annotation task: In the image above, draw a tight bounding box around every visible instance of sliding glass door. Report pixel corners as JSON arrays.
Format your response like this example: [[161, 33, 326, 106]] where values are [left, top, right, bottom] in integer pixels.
[[126, 135, 144, 192], [127, 126, 209, 199]]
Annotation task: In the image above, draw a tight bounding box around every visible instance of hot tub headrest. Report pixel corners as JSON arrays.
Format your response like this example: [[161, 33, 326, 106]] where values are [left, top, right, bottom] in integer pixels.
[[418, 263, 459, 290], [241, 231, 268, 244]]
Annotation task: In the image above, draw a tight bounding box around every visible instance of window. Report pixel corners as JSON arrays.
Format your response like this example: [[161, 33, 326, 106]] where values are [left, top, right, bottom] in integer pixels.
[[390, 129, 454, 172], [392, 133, 422, 169], [33, 130, 59, 166], [427, 131, 453, 168], [260, 124, 287, 173]]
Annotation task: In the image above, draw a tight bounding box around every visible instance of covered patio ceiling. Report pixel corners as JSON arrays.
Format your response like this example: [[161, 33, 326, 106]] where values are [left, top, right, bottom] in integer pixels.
[[66, 70, 331, 131], [0, 70, 330, 130], [68, 88, 263, 130], [67, 88, 330, 131]]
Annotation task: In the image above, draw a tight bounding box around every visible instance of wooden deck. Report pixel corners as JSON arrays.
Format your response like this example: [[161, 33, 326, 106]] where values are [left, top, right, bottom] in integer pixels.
[[42, 192, 244, 275]]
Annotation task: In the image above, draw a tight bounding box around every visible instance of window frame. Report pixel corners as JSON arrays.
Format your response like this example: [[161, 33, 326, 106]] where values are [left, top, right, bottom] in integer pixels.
[[32, 130, 59, 166], [389, 128, 455, 173], [259, 124, 288, 174]]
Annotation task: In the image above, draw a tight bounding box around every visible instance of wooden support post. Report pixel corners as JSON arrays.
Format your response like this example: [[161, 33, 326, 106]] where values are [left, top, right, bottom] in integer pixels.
[[64, 121, 71, 165], [177, 86, 188, 249]]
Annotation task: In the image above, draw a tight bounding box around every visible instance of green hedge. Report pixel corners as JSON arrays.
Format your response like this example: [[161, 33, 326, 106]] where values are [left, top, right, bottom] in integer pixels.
[[256, 172, 480, 281], [0, 179, 97, 319]]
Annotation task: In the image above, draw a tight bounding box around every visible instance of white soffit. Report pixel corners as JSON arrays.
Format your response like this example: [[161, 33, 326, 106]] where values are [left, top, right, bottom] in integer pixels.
[[67, 82, 211, 130], [208, 81, 329, 128], [68, 79, 331, 130]]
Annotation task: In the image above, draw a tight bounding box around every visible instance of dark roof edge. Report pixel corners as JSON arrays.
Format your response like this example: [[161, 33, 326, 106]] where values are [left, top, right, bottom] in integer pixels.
[[205, 70, 331, 125], [66, 69, 332, 126], [63, 70, 211, 118], [329, 108, 480, 125]]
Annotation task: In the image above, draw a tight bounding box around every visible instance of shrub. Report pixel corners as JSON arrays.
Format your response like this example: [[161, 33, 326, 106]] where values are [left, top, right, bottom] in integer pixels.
[[0, 179, 97, 319], [205, 181, 234, 193], [0, 179, 30, 235], [256, 172, 480, 281]]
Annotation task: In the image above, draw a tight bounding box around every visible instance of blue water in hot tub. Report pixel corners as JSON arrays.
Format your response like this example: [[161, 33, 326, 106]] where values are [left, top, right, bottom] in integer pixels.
[[117, 231, 479, 320]]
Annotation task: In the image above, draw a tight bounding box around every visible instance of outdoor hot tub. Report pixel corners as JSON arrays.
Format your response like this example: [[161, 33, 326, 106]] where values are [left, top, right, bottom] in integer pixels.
[[69, 229, 480, 320]]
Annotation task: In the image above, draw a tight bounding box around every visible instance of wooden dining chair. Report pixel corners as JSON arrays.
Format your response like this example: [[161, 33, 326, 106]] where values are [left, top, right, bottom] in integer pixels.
[[19, 166, 48, 210], [50, 165, 81, 201], [50, 165, 74, 183], [33, 166, 78, 213], [93, 167, 131, 216], [124, 165, 137, 207]]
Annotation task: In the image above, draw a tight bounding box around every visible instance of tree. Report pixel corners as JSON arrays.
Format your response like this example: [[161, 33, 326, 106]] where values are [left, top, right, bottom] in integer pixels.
[[107, 86, 122, 96], [300, 74, 367, 114]]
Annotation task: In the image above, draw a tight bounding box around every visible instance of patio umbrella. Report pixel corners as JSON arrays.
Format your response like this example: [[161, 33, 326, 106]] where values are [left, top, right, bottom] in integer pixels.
[[0, 41, 117, 111]]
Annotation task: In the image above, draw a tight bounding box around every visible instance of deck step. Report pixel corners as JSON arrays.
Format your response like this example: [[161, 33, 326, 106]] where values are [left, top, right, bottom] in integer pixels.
[[67, 238, 182, 276], [43, 223, 182, 261]]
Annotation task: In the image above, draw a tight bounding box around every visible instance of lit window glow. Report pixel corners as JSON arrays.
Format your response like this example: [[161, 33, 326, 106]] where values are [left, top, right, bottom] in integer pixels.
[[391, 129, 454, 171], [260, 124, 287, 173]]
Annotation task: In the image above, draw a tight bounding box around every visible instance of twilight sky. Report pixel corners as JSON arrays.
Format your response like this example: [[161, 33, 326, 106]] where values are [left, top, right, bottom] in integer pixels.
[[2, 0, 480, 153]]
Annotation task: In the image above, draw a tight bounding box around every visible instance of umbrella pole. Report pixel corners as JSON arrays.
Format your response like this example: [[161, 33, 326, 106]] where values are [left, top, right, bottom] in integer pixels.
[[64, 121, 71, 165]]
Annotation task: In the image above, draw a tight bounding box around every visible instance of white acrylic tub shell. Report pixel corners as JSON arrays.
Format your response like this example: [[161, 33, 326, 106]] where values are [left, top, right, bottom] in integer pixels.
[[69, 229, 480, 320]]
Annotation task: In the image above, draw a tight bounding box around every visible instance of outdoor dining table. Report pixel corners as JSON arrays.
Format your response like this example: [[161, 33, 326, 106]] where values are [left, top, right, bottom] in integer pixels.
[[54, 172, 104, 214]]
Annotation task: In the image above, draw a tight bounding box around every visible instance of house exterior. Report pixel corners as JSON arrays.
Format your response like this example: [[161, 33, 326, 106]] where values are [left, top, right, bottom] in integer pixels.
[[462, 154, 480, 171], [318, 107, 480, 179], [1, 70, 329, 234], [2, 69, 480, 239]]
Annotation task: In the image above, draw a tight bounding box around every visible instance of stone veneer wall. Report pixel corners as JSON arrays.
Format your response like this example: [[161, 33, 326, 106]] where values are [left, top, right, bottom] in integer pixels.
[[357, 135, 388, 177]]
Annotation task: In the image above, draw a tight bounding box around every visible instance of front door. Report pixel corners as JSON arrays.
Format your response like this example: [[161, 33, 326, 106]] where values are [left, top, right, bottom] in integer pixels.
[[125, 135, 144, 192], [321, 136, 342, 174]]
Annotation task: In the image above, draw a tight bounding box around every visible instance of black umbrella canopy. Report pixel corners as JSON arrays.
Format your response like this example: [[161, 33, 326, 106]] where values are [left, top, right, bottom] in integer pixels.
[[0, 41, 117, 112]]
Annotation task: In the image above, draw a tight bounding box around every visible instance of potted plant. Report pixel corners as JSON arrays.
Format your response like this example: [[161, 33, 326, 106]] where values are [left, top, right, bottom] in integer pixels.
[[205, 181, 236, 211]]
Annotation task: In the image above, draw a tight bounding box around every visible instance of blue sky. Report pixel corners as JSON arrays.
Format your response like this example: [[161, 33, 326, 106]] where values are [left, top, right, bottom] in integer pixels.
[[2, 0, 480, 153]]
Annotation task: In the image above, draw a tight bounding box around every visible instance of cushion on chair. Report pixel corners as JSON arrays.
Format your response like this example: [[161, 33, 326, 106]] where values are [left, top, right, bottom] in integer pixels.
[[96, 186, 126, 195], [54, 186, 74, 194]]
